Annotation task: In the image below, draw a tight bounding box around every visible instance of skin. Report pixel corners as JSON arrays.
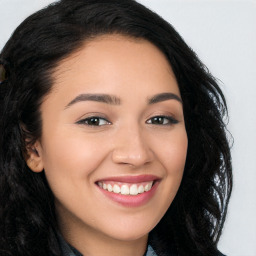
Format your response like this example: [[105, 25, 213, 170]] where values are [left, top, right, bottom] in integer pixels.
[[27, 35, 188, 256]]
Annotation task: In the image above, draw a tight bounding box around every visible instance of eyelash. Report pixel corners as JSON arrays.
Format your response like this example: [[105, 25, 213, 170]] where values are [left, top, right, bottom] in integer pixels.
[[76, 115, 178, 126], [76, 116, 110, 126], [146, 115, 179, 126]]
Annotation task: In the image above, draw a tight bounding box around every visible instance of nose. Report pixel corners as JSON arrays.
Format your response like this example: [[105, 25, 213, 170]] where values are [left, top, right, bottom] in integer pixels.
[[111, 126, 154, 167]]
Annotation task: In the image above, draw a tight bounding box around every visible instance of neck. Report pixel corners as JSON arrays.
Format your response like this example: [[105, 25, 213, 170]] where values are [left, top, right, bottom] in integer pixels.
[[58, 213, 148, 256]]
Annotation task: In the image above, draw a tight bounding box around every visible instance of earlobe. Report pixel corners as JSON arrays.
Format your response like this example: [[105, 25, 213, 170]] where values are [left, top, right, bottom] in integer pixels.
[[26, 141, 44, 173]]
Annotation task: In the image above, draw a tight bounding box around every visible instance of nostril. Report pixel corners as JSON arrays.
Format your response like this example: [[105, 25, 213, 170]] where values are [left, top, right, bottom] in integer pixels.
[[111, 147, 153, 167]]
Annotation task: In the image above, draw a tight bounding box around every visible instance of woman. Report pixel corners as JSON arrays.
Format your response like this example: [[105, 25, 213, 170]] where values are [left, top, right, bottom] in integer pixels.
[[0, 0, 232, 255]]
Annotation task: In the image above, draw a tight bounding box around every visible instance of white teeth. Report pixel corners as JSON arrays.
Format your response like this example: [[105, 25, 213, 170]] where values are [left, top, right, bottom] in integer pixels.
[[107, 184, 113, 192], [99, 181, 154, 195], [138, 185, 144, 194], [144, 182, 153, 192], [130, 184, 138, 195], [113, 184, 121, 194], [121, 185, 130, 195]]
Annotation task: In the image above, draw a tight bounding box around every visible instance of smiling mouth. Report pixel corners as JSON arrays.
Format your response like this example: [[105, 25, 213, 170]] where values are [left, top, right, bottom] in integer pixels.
[[95, 175, 160, 207], [96, 181, 155, 196]]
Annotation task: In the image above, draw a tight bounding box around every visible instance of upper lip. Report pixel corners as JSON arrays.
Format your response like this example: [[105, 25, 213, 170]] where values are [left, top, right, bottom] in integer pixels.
[[96, 175, 161, 183]]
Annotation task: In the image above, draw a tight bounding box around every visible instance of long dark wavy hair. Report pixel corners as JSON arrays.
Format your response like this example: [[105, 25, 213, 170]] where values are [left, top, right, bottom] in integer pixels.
[[0, 0, 232, 255]]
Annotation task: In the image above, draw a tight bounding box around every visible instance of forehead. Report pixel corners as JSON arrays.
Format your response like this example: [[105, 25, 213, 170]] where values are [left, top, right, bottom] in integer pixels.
[[49, 34, 179, 98]]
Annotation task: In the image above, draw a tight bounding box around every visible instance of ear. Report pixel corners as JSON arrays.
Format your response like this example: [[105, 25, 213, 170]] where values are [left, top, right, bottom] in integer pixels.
[[26, 141, 44, 173]]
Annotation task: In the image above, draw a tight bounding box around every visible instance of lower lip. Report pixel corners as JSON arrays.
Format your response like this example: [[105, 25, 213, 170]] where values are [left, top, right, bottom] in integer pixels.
[[96, 182, 159, 207]]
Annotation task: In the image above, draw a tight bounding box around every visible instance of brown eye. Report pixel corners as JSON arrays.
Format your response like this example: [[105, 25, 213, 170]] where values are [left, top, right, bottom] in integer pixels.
[[77, 117, 110, 126], [146, 116, 178, 125]]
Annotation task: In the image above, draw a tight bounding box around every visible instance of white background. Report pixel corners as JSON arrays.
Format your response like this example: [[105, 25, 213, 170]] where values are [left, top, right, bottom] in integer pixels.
[[1, 1, 256, 255]]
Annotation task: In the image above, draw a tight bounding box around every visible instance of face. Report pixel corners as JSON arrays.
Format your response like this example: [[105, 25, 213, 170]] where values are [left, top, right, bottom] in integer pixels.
[[28, 35, 187, 244]]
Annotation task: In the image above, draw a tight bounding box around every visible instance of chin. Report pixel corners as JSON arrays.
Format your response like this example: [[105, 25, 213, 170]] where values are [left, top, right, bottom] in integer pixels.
[[102, 223, 154, 242]]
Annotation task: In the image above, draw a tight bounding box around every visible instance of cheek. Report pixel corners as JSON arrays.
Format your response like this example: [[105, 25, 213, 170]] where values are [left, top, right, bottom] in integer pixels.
[[159, 129, 188, 173], [157, 129, 188, 195], [41, 129, 110, 181]]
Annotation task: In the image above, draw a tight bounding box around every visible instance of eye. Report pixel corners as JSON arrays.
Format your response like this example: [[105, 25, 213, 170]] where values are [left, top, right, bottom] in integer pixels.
[[146, 116, 178, 125], [76, 116, 111, 126]]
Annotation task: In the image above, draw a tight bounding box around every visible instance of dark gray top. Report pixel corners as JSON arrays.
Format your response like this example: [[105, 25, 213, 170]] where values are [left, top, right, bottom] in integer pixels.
[[58, 234, 157, 256], [58, 233, 226, 256]]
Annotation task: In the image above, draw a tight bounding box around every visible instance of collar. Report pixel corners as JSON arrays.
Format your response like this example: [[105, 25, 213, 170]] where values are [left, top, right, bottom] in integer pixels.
[[58, 234, 157, 256]]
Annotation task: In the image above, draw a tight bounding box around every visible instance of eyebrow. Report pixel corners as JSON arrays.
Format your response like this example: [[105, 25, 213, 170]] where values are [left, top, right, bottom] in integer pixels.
[[65, 92, 182, 109], [148, 92, 182, 104], [65, 93, 121, 108]]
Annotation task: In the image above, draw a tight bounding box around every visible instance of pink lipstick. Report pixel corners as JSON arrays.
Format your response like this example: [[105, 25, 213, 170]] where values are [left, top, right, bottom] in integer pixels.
[[95, 175, 160, 207]]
